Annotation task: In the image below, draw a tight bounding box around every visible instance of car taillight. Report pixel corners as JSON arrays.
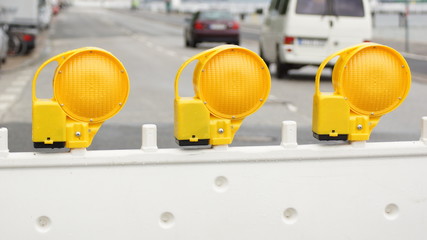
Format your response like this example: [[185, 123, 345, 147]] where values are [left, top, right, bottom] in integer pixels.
[[22, 34, 34, 42], [194, 21, 204, 30], [231, 21, 239, 30], [284, 36, 294, 45], [363, 40, 371, 43]]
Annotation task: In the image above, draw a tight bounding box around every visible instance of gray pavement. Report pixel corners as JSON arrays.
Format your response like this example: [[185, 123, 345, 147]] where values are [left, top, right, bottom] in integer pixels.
[[1, 7, 427, 152]]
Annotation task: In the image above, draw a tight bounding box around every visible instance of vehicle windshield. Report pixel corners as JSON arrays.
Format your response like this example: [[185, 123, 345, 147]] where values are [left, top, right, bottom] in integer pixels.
[[296, 0, 327, 15], [296, 0, 364, 17], [332, 0, 364, 17], [199, 11, 235, 21]]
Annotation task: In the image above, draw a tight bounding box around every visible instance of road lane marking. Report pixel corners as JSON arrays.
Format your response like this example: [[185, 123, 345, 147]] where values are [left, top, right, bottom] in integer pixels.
[[145, 41, 153, 48], [287, 104, 298, 113], [131, 33, 198, 62], [0, 69, 33, 121], [5, 87, 23, 94], [12, 80, 28, 87], [134, 35, 146, 42], [267, 95, 298, 113], [165, 50, 177, 57], [131, 34, 192, 61], [121, 29, 133, 35], [155, 46, 164, 52], [0, 94, 17, 102], [0, 103, 9, 111]]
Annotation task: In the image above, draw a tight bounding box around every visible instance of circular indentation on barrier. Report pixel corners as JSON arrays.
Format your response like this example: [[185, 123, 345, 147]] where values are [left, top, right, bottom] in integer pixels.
[[159, 212, 175, 228], [282, 208, 298, 224], [384, 203, 399, 220], [214, 176, 229, 192], [36, 216, 51, 232]]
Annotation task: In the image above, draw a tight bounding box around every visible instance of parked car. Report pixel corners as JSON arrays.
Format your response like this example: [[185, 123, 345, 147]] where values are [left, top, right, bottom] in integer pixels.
[[39, 0, 53, 29], [7, 27, 37, 55], [0, 25, 8, 65], [1, 0, 51, 56], [184, 10, 240, 48], [259, 0, 372, 77]]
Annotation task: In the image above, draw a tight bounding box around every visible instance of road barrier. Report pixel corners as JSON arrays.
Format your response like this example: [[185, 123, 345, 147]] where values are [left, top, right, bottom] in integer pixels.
[[1, 119, 427, 239]]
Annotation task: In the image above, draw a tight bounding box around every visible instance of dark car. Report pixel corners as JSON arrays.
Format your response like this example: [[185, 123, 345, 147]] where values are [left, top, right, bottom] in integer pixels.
[[184, 10, 240, 48], [7, 27, 37, 55]]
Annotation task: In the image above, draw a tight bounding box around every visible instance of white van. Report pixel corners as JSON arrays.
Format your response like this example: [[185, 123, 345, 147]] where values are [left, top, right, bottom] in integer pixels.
[[259, 0, 372, 77]]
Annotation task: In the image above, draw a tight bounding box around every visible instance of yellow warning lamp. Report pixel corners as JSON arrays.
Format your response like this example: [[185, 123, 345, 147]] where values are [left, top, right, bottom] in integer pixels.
[[174, 45, 271, 146], [313, 43, 411, 141], [32, 47, 129, 148]]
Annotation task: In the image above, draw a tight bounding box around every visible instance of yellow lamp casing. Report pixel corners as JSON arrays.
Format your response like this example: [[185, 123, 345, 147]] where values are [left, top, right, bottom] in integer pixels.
[[313, 43, 411, 141], [32, 47, 129, 149], [174, 45, 271, 146]]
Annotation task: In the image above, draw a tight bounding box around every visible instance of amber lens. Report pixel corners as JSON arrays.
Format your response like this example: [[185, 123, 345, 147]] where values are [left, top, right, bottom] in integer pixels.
[[339, 46, 410, 116], [54, 49, 129, 122], [197, 48, 270, 119]]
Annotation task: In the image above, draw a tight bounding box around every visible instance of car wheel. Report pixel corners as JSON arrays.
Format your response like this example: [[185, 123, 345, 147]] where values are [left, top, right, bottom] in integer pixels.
[[276, 53, 290, 79], [259, 45, 270, 67], [7, 34, 22, 56], [233, 40, 240, 46], [185, 37, 190, 47], [189, 38, 197, 48], [21, 41, 31, 55]]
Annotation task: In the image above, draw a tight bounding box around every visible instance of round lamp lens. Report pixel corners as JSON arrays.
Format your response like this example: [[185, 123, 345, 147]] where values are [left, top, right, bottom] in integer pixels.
[[339, 46, 410, 116], [54, 49, 129, 123], [197, 48, 270, 119]]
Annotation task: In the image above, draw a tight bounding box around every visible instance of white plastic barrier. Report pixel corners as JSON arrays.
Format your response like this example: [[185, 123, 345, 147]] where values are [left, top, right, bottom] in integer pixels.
[[1, 119, 427, 239]]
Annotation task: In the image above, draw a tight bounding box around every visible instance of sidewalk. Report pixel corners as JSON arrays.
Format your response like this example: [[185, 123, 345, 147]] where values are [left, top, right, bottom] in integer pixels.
[[373, 13, 427, 59], [374, 37, 427, 60]]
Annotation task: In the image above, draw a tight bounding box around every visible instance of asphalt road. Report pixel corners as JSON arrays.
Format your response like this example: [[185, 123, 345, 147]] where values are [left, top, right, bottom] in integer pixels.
[[0, 7, 427, 152]]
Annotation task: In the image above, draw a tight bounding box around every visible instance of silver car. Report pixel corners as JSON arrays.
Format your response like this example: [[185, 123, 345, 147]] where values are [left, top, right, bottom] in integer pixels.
[[0, 25, 8, 65]]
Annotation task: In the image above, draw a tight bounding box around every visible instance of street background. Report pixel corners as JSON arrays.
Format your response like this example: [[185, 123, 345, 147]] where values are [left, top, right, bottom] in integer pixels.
[[0, 4, 427, 152]]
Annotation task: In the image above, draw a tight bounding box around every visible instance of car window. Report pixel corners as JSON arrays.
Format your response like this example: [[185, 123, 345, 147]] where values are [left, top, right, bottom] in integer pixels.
[[278, 0, 289, 15], [296, 0, 328, 15], [269, 0, 280, 11], [39, 0, 47, 7], [332, 0, 364, 17], [199, 11, 234, 21], [192, 12, 200, 22]]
